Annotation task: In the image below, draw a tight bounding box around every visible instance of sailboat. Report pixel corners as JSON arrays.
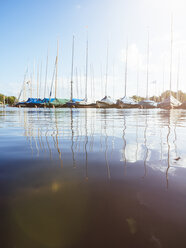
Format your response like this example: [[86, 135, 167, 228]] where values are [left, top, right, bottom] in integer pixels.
[[158, 16, 181, 109], [96, 42, 116, 108], [47, 41, 69, 108], [66, 36, 83, 108], [76, 35, 97, 108], [139, 30, 157, 109], [117, 40, 139, 108]]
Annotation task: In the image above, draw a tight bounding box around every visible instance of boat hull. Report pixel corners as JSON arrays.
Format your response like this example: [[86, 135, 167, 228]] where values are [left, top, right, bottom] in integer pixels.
[[96, 101, 116, 108]]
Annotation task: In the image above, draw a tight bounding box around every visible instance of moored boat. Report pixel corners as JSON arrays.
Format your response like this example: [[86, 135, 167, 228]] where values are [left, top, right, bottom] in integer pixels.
[[117, 96, 139, 108], [96, 96, 116, 108], [158, 95, 181, 109], [176, 101, 186, 109], [139, 99, 157, 108]]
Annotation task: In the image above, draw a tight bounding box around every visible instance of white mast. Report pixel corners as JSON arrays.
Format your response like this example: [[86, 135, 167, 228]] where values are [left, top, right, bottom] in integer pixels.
[[44, 50, 48, 99], [76, 67, 79, 99], [169, 14, 173, 96], [55, 40, 59, 99], [37, 63, 39, 99], [137, 56, 139, 98], [85, 34, 88, 102], [105, 41, 109, 96], [146, 29, 150, 99], [39, 61, 42, 99], [33, 60, 35, 98], [124, 39, 128, 97], [70, 36, 75, 101], [176, 51, 180, 100]]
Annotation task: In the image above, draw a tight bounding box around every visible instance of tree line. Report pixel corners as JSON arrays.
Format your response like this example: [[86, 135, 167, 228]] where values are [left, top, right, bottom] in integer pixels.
[[133, 90, 186, 103], [0, 94, 17, 105]]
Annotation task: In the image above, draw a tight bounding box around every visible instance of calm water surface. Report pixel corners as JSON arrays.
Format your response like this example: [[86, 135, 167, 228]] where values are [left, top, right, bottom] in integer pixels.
[[1, 107, 186, 248]]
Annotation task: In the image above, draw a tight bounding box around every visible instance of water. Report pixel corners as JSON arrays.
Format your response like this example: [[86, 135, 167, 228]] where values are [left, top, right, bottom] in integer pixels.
[[1, 107, 186, 248]]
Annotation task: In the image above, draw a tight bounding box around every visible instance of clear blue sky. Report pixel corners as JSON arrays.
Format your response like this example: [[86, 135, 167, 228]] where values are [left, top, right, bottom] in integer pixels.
[[0, 0, 186, 99]]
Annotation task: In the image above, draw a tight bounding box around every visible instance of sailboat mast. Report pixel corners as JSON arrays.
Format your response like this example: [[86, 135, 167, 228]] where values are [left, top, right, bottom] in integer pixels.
[[146, 29, 150, 99], [162, 59, 165, 100], [90, 64, 93, 99], [92, 65, 95, 100], [105, 42, 109, 96], [100, 64, 103, 98], [113, 62, 115, 99], [124, 39, 128, 97], [137, 56, 139, 98], [169, 14, 173, 96], [33, 61, 35, 98], [44, 50, 48, 99], [55, 41, 59, 99], [30, 73, 32, 98], [70, 36, 75, 101], [37, 63, 39, 99], [76, 67, 79, 99], [85, 35, 88, 102], [39, 61, 42, 99], [177, 52, 180, 100]]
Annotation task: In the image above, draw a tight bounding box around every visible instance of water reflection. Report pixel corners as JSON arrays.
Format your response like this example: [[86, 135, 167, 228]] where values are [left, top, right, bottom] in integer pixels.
[[1, 108, 186, 247], [1, 108, 186, 184]]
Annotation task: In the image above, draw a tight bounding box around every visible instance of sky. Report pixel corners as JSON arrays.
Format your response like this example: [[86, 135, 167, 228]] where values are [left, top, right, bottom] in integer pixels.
[[0, 0, 186, 100]]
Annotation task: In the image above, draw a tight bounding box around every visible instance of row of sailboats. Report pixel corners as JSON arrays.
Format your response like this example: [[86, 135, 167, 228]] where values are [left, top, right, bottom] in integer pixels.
[[16, 18, 184, 109]]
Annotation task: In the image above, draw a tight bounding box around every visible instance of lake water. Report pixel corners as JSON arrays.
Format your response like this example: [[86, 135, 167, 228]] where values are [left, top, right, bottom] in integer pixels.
[[1, 107, 186, 248]]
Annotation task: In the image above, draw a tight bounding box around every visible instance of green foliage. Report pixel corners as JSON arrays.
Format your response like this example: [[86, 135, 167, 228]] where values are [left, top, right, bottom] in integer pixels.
[[160, 90, 186, 103], [133, 91, 186, 103], [0, 94, 4, 103], [6, 96, 17, 105], [0, 94, 17, 105]]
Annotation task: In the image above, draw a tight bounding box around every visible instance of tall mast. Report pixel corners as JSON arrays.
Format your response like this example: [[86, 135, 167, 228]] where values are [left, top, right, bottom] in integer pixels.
[[169, 14, 173, 96], [37, 63, 39, 99], [113, 62, 115, 99], [124, 39, 128, 97], [33, 61, 35, 98], [79, 68, 82, 98], [76, 67, 79, 99], [44, 50, 48, 99], [39, 61, 42, 99], [85, 34, 88, 102], [146, 29, 150, 99], [163, 59, 165, 97], [90, 64, 95, 100], [137, 56, 139, 98], [30, 73, 32, 98], [105, 41, 109, 96], [90, 64, 93, 99], [177, 52, 180, 100], [23, 81, 26, 101], [55, 40, 59, 99], [70, 36, 75, 101], [100, 64, 103, 98]]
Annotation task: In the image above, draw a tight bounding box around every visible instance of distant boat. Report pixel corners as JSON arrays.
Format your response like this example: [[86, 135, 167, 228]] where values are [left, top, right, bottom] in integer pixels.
[[139, 99, 157, 108], [117, 96, 139, 108], [97, 96, 116, 108], [47, 98, 69, 108], [116, 40, 139, 108], [76, 35, 96, 108], [159, 16, 181, 109], [158, 95, 181, 109], [96, 42, 116, 108], [139, 30, 157, 109], [177, 101, 186, 109], [66, 36, 83, 107]]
